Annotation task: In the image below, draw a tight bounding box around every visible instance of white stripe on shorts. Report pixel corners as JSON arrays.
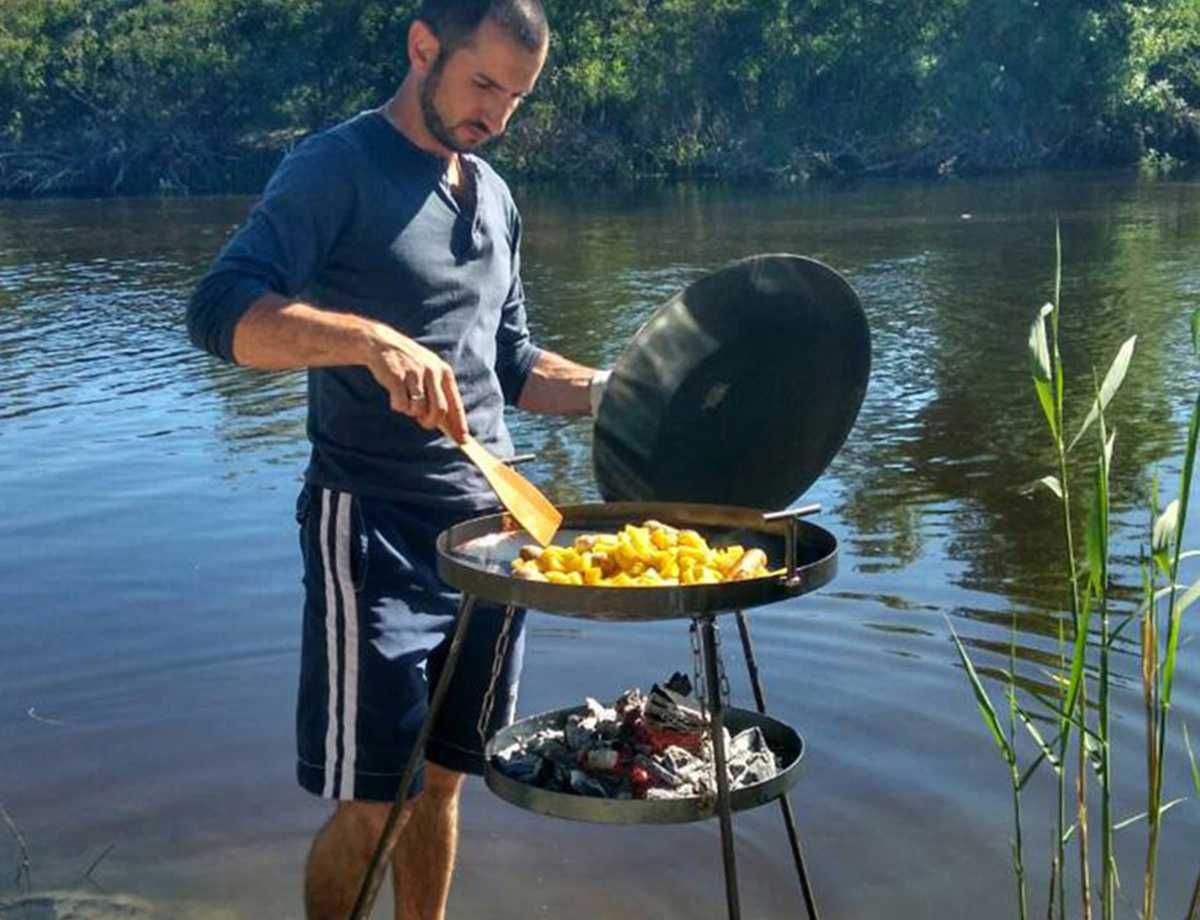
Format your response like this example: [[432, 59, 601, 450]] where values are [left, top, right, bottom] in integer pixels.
[[318, 489, 340, 798], [333, 492, 360, 800]]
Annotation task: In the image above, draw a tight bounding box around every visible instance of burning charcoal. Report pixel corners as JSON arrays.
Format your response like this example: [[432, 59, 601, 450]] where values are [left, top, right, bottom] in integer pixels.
[[584, 747, 621, 772], [550, 761, 574, 792], [565, 699, 611, 751], [496, 749, 543, 785], [633, 753, 683, 788], [569, 768, 613, 798], [526, 727, 563, 750], [493, 673, 786, 803], [586, 696, 617, 724], [644, 683, 706, 733], [726, 727, 778, 788], [664, 672, 692, 696], [660, 745, 700, 776], [537, 739, 574, 765], [730, 755, 776, 788], [728, 726, 774, 767], [660, 744, 716, 797], [613, 687, 646, 721]]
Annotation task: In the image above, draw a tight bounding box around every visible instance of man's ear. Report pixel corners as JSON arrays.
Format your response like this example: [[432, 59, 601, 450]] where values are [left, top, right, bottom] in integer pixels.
[[408, 19, 441, 76]]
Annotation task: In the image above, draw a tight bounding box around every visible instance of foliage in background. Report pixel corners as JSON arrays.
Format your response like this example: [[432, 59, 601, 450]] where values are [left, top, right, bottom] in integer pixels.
[[1, 0, 1198, 194]]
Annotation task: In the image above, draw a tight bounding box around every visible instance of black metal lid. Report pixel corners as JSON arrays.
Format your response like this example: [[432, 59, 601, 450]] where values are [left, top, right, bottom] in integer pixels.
[[592, 254, 871, 508]]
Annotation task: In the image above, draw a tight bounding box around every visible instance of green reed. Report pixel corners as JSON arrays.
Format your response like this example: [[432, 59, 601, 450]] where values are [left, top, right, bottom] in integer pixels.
[[1186, 726, 1200, 919], [1140, 314, 1200, 920], [952, 227, 1199, 920]]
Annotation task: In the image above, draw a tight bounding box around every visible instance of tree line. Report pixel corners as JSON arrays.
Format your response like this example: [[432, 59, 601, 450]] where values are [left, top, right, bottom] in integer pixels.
[[1, 0, 1197, 196]]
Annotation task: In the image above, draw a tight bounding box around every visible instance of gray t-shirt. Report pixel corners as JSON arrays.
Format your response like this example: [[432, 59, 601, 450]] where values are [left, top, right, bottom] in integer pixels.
[[187, 111, 542, 509]]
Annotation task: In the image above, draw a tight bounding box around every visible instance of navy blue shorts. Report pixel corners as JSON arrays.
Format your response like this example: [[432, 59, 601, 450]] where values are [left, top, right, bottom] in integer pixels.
[[294, 485, 526, 802]]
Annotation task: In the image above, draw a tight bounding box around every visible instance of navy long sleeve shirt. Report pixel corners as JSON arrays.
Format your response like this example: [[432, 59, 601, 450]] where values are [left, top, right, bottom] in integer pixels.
[[187, 111, 542, 510]]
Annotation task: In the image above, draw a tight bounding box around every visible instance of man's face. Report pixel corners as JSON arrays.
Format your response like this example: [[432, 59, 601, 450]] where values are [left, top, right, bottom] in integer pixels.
[[420, 18, 547, 155]]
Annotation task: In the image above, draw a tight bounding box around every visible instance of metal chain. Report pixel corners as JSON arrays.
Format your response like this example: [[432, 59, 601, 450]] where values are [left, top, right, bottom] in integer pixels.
[[477, 606, 517, 750], [712, 619, 732, 707], [689, 618, 719, 811], [688, 618, 707, 718]]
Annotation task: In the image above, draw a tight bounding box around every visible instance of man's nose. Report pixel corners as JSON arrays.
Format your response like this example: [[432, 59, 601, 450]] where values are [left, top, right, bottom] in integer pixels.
[[483, 97, 519, 134]]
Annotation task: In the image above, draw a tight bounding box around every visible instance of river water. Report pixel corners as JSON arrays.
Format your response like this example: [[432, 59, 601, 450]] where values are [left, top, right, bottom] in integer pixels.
[[2, 170, 1199, 919]]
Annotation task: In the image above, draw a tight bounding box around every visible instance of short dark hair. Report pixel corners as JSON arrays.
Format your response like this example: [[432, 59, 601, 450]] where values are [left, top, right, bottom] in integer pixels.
[[417, 0, 548, 55]]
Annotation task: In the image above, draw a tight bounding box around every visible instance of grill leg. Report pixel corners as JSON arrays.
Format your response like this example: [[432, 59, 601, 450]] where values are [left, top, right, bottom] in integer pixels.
[[699, 615, 742, 920], [735, 610, 821, 920], [350, 594, 479, 920]]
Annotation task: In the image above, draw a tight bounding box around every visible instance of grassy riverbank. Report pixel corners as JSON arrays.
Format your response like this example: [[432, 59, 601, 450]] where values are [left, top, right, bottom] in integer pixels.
[[2, 0, 1198, 197]]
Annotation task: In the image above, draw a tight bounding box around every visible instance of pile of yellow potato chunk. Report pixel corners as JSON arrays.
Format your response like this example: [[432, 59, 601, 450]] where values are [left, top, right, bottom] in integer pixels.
[[511, 520, 771, 587]]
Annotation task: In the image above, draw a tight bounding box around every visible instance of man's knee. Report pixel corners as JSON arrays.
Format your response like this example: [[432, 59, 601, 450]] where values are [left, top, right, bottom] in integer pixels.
[[424, 762, 466, 799], [327, 800, 405, 853]]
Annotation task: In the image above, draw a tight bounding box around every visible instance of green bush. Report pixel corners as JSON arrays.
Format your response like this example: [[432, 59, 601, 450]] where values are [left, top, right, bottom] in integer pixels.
[[1, 0, 1196, 194]]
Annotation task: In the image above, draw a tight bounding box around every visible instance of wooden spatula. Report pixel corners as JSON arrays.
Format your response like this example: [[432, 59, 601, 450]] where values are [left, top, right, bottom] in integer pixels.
[[446, 428, 562, 546]]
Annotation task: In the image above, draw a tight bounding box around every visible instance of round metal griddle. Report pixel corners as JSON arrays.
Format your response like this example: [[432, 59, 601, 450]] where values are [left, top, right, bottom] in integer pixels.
[[436, 501, 837, 620], [593, 254, 870, 509], [485, 705, 804, 824]]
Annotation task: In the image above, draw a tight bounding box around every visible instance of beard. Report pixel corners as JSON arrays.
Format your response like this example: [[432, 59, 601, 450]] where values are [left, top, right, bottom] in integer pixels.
[[420, 55, 494, 154]]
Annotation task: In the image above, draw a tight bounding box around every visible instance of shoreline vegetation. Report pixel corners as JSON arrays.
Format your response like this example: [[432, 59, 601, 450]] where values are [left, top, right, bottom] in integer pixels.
[[953, 233, 1200, 920], [2, 0, 1199, 198]]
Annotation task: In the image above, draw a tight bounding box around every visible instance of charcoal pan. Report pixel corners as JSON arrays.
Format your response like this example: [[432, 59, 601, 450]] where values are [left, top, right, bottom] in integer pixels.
[[484, 704, 804, 824]]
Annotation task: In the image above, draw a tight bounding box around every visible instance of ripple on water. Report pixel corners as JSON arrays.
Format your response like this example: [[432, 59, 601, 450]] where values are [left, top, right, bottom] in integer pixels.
[[3, 178, 1200, 919]]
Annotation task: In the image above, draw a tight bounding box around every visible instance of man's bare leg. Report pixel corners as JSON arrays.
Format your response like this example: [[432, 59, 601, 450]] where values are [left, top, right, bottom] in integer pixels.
[[393, 762, 466, 920], [305, 800, 414, 920]]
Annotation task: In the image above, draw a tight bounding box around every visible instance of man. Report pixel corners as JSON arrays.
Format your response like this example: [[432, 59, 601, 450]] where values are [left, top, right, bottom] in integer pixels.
[[186, 2, 607, 917]]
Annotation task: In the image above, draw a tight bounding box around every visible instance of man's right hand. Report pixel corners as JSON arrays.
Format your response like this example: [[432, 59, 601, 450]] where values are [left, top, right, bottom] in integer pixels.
[[229, 294, 470, 443], [362, 323, 470, 443]]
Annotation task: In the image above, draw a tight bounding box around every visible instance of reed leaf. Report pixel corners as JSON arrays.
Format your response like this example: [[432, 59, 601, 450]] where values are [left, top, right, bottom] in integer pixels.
[[1017, 707, 1062, 776], [1028, 683, 1079, 721], [1112, 798, 1185, 832], [1062, 584, 1095, 723], [1086, 477, 1106, 595], [1026, 685, 1103, 745], [1136, 583, 1188, 616], [1019, 751, 1050, 792], [1084, 731, 1104, 776], [1147, 364, 1200, 920], [1094, 400, 1117, 920], [1152, 499, 1179, 560], [948, 620, 1015, 765], [1053, 226, 1064, 416], [1035, 475, 1063, 500], [1186, 724, 1199, 795], [1163, 389, 1200, 708], [1110, 613, 1138, 643], [1175, 389, 1200, 564], [1029, 304, 1057, 437], [1172, 577, 1200, 622], [1017, 739, 1063, 792], [1030, 304, 1054, 381], [1054, 225, 1062, 315], [1067, 336, 1137, 453]]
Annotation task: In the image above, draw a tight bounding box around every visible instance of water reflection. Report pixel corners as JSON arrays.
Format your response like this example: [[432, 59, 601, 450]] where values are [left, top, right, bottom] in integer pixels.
[[513, 175, 1200, 609], [1, 172, 1198, 918], [3, 177, 1196, 648]]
